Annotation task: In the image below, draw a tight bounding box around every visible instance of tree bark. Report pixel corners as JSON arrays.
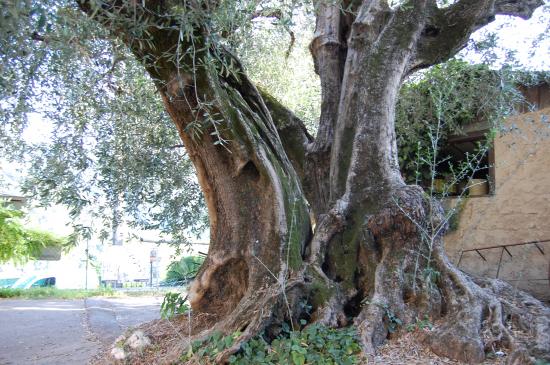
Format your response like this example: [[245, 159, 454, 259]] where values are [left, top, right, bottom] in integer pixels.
[[78, 0, 549, 363], [158, 63, 314, 361]]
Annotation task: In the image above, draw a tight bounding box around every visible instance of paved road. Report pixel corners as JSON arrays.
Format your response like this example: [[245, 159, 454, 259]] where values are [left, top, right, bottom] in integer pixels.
[[0, 297, 162, 365]]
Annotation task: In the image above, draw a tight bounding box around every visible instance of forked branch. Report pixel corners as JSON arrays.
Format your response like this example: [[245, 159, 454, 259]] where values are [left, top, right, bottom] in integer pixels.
[[410, 0, 543, 72]]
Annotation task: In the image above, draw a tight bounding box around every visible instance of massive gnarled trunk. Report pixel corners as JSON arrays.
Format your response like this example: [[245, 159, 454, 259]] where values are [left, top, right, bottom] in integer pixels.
[[79, 0, 549, 363]]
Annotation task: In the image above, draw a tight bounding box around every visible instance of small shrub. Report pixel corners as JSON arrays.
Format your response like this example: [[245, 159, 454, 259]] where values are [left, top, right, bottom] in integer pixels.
[[406, 315, 433, 332], [163, 255, 205, 286], [160, 292, 189, 319]]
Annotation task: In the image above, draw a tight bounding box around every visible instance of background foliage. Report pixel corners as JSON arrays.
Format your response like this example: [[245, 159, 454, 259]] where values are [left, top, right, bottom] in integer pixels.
[[163, 255, 205, 285], [0, 200, 67, 263], [238, 17, 320, 132], [1, 0, 208, 244], [395, 59, 549, 185]]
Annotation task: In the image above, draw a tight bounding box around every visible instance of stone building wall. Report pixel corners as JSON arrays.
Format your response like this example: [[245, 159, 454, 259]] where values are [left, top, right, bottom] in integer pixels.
[[444, 106, 550, 301]]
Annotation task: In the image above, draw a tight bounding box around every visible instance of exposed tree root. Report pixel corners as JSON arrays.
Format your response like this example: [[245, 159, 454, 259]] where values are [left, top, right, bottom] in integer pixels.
[[103, 273, 548, 365], [349, 186, 549, 365], [352, 260, 549, 364], [99, 186, 548, 365]]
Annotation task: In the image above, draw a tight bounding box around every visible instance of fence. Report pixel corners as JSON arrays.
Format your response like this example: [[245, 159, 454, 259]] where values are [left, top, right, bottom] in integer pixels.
[[456, 239, 548, 281]]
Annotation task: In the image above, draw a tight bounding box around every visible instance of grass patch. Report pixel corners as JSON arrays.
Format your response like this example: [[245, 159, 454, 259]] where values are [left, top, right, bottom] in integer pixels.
[[118, 289, 173, 297], [0, 287, 117, 299], [0, 287, 177, 299]]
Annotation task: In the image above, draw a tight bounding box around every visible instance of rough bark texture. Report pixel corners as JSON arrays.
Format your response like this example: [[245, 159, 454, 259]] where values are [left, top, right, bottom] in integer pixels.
[[78, 0, 549, 364]]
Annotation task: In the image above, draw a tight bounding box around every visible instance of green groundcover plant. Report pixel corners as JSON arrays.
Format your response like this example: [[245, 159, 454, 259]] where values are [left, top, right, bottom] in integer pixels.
[[183, 323, 363, 365]]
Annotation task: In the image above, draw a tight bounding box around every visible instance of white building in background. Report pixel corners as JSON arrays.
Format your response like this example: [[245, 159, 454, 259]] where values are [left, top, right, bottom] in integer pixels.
[[95, 225, 209, 288], [97, 235, 177, 288]]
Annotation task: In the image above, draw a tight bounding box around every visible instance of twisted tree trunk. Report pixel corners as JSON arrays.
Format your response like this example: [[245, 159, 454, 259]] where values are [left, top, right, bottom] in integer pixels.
[[79, 0, 549, 363]]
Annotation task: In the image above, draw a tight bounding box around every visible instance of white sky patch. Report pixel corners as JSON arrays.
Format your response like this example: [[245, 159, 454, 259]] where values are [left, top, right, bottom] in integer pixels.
[[462, 9, 550, 69], [21, 112, 54, 145]]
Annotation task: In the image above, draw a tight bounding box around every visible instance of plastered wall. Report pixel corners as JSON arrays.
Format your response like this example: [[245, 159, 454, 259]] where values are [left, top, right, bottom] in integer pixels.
[[444, 107, 550, 301]]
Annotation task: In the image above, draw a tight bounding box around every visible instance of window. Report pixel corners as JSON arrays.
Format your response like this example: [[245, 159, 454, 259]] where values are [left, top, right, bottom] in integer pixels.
[[31, 277, 56, 287], [435, 130, 494, 197]]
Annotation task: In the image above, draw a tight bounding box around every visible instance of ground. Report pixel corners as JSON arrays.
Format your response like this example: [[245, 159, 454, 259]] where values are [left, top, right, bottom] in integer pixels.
[[374, 333, 509, 365], [0, 296, 162, 365], [0, 294, 545, 364], [113, 309, 520, 365]]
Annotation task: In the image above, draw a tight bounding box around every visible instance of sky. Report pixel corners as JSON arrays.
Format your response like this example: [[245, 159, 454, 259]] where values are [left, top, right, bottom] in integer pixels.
[[462, 7, 550, 69]]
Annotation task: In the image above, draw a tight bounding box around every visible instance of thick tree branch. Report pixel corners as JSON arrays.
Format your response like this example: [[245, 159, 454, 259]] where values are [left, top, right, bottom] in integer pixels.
[[260, 89, 313, 182], [305, 1, 360, 217], [309, 2, 349, 153], [251, 8, 284, 19], [329, 0, 420, 204], [76, 0, 179, 67], [494, 0, 544, 18], [410, 0, 543, 72]]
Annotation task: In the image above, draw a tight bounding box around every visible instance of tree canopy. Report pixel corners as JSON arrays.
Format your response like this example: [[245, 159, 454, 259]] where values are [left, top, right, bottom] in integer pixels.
[[0, 0, 324, 244], [1, 0, 209, 243], [1, 0, 547, 243]]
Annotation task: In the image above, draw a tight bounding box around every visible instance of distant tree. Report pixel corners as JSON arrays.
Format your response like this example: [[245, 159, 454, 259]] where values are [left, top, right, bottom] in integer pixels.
[[0, 200, 66, 263], [0, 0, 208, 244]]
